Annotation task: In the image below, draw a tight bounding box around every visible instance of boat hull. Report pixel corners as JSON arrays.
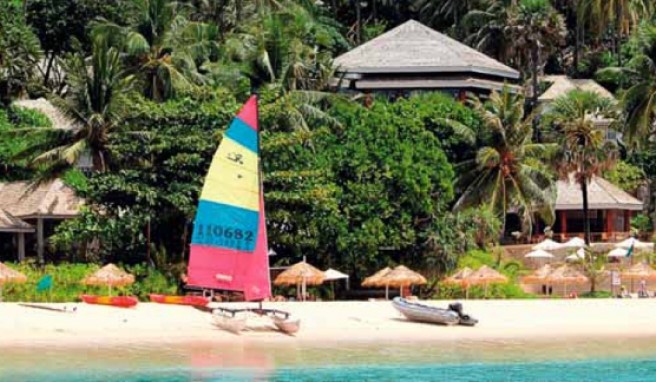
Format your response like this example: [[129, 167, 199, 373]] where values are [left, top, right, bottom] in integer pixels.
[[149, 294, 209, 306], [392, 298, 477, 326], [81, 295, 138, 308]]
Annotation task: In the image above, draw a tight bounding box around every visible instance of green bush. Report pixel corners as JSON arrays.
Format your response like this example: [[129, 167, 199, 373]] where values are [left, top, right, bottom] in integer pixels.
[[458, 249, 496, 269], [580, 291, 613, 298], [0, 262, 176, 302], [432, 281, 535, 300]]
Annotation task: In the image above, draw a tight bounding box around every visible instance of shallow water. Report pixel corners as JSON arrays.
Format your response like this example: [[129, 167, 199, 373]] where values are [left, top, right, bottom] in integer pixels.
[[2, 338, 656, 381]]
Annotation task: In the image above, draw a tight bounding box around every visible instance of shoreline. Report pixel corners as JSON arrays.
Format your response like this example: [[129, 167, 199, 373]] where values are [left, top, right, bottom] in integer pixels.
[[2, 299, 656, 347]]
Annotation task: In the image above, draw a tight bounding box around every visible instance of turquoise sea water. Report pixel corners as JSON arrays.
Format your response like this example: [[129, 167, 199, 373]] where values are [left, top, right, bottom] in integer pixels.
[[2, 339, 656, 382]]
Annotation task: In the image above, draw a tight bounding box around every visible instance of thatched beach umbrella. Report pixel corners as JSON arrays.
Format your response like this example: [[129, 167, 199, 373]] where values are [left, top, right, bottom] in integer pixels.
[[547, 265, 588, 296], [444, 267, 474, 299], [622, 263, 656, 294], [82, 264, 135, 296], [0, 262, 27, 302], [622, 263, 656, 281], [361, 267, 391, 288], [273, 261, 325, 301], [376, 265, 427, 299], [467, 266, 508, 297], [361, 266, 392, 300], [521, 264, 555, 285]]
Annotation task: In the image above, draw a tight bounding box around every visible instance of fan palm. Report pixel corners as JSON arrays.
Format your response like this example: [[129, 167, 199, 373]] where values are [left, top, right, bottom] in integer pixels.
[[463, 0, 515, 63], [543, 89, 618, 245], [454, 87, 557, 233], [14, 39, 134, 174], [505, 0, 567, 108]]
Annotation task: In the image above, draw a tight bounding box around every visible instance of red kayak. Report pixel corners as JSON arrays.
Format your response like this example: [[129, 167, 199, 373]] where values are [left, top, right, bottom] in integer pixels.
[[149, 294, 210, 306], [81, 295, 138, 308]]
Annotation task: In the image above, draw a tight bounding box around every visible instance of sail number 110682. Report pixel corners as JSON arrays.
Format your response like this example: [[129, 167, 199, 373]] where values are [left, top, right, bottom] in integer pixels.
[[195, 224, 255, 248]]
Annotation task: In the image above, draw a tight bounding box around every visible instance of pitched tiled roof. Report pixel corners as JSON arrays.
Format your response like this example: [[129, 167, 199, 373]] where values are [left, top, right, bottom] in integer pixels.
[[0, 209, 34, 233], [334, 20, 519, 79], [555, 176, 643, 211], [0, 179, 83, 218], [539, 76, 615, 102]]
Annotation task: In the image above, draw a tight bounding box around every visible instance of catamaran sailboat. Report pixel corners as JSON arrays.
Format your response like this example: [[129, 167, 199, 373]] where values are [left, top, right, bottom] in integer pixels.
[[186, 95, 299, 334]]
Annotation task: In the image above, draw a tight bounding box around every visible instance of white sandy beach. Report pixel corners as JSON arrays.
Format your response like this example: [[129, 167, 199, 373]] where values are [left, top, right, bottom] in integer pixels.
[[1, 299, 655, 347]]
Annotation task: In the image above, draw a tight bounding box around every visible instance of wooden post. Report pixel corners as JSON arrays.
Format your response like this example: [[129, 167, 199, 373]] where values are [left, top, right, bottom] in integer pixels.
[[624, 210, 632, 233], [606, 210, 615, 239], [560, 211, 568, 238], [18, 232, 25, 262], [37, 218, 44, 264]]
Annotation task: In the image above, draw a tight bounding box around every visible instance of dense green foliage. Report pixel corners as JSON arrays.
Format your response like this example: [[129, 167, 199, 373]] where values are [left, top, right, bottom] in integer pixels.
[[4, 0, 656, 299], [1, 262, 176, 302], [0, 1, 41, 103]]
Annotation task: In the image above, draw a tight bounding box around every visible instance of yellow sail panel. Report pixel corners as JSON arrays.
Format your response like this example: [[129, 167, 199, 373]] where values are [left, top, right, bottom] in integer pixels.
[[200, 136, 259, 211]]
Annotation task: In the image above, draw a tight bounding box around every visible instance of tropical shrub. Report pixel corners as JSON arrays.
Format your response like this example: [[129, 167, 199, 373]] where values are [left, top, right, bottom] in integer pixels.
[[603, 161, 646, 194], [1, 262, 176, 302]]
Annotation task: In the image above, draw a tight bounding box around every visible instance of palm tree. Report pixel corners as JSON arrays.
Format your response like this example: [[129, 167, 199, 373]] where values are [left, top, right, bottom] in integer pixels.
[[92, 0, 216, 101], [15, 39, 134, 173], [454, 87, 557, 234], [413, 0, 479, 29], [463, 0, 515, 63], [542, 89, 617, 245], [505, 0, 567, 110], [612, 24, 656, 144], [578, 0, 652, 64]]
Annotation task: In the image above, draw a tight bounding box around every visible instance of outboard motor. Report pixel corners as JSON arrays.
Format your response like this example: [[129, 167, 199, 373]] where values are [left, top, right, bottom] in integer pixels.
[[448, 303, 463, 315], [448, 302, 478, 327]]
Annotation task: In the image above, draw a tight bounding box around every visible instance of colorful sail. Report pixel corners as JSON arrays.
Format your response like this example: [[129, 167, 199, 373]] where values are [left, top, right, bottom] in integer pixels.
[[187, 96, 271, 301]]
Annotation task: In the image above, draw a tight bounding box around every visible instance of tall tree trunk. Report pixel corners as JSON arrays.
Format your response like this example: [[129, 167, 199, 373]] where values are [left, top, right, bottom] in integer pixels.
[[531, 44, 540, 142], [236, 0, 243, 21], [43, 53, 55, 87], [574, 17, 580, 74], [581, 178, 591, 245], [615, 1, 622, 66], [356, 0, 362, 44]]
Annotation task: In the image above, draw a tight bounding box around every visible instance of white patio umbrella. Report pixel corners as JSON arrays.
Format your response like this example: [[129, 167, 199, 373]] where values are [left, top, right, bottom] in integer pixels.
[[525, 249, 555, 259], [323, 268, 350, 290], [616, 238, 654, 250], [608, 248, 629, 258], [566, 248, 586, 262], [533, 239, 564, 251], [562, 237, 586, 249]]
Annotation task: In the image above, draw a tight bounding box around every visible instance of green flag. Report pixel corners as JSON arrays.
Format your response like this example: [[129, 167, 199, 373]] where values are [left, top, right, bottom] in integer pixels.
[[36, 275, 53, 293]]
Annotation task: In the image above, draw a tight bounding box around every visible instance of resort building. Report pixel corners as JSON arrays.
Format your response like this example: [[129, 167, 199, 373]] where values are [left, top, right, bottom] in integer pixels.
[[333, 20, 520, 99], [0, 179, 83, 263], [539, 75, 619, 141], [550, 176, 643, 242], [505, 176, 644, 243]]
